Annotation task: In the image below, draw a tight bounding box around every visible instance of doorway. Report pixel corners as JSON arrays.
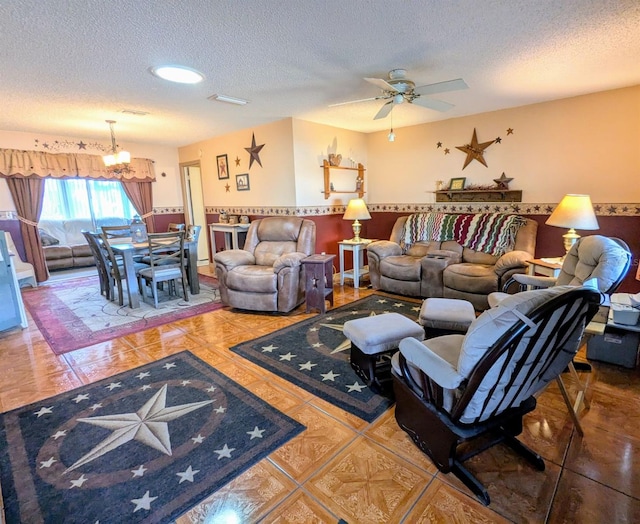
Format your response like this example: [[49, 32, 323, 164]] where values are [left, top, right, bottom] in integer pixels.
[[180, 162, 210, 265]]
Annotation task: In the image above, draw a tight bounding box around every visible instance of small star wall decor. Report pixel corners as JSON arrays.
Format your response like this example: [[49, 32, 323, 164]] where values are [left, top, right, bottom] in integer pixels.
[[437, 142, 442, 148], [495, 137, 502, 144], [507, 128, 514, 135], [225, 183, 230, 192], [493, 172, 513, 189], [234, 156, 241, 167], [444, 148, 450, 154], [456, 128, 495, 170], [245, 132, 265, 169]]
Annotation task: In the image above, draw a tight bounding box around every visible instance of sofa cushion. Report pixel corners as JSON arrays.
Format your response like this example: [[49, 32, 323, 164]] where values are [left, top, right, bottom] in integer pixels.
[[39, 229, 60, 246], [226, 265, 277, 293], [380, 256, 422, 281], [43, 245, 72, 260], [443, 263, 498, 294]]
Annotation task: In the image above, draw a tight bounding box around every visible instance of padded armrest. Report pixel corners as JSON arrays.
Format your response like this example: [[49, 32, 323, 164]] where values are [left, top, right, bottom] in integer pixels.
[[494, 250, 534, 276], [213, 249, 255, 269], [273, 251, 307, 271], [512, 273, 557, 288], [399, 336, 465, 390], [366, 240, 402, 258]]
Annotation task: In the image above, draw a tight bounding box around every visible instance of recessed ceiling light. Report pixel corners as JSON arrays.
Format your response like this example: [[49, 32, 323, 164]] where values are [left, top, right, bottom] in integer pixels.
[[149, 65, 204, 84], [207, 94, 249, 105]]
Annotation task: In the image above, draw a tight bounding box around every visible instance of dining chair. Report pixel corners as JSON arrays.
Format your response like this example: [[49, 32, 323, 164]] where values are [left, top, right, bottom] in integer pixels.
[[99, 231, 149, 306], [101, 225, 132, 240], [137, 231, 189, 308], [82, 231, 114, 300]]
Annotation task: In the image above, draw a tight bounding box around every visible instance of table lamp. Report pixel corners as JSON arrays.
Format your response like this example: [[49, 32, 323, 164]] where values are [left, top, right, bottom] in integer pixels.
[[343, 198, 371, 242], [545, 194, 599, 255]]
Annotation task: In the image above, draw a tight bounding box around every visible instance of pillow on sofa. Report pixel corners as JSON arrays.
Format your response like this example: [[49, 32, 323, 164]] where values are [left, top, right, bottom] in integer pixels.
[[39, 229, 60, 247]]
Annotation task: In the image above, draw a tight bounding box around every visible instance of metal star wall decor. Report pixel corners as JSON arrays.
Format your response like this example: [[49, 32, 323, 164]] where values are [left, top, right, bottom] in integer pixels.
[[456, 128, 495, 170], [234, 156, 241, 167], [245, 133, 265, 169]]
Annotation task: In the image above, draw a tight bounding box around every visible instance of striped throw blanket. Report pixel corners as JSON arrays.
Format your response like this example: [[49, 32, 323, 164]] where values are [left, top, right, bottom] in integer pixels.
[[400, 212, 527, 256]]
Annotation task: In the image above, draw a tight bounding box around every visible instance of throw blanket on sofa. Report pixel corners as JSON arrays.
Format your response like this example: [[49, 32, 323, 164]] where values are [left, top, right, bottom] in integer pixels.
[[401, 212, 526, 256]]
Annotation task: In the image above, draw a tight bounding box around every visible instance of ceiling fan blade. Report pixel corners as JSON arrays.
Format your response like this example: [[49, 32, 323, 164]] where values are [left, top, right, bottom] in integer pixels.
[[412, 96, 455, 112], [413, 78, 468, 96], [329, 96, 385, 107], [373, 101, 395, 120], [364, 77, 397, 92]]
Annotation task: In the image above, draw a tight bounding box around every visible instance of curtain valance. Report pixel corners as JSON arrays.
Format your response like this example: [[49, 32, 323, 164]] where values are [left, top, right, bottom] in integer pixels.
[[0, 148, 155, 181]]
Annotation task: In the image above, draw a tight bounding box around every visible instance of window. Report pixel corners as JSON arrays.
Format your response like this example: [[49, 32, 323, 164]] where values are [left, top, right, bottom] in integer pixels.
[[41, 179, 137, 225]]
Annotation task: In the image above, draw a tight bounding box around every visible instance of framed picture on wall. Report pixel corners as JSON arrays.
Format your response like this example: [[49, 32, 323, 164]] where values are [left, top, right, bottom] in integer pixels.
[[236, 173, 250, 191], [217, 154, 229, 180], [449, 177, 466, 191]]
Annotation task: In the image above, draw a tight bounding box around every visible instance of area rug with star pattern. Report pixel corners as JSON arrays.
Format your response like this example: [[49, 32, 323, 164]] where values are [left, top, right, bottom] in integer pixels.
[[230, 294, 422, 422], [0, 351, 304, 523]]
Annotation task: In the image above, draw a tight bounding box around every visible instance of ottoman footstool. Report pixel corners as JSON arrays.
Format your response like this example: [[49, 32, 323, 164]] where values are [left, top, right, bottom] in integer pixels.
[[419, 298, 476, 338], [343, 312, 425, 394]]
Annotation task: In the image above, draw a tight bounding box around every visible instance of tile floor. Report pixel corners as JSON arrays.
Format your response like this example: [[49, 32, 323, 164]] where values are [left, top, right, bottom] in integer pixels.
[[2, 267, 640, 523]]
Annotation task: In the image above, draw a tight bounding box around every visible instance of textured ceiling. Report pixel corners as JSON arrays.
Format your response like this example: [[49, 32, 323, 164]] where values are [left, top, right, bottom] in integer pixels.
[[1, 0, 639, 147]]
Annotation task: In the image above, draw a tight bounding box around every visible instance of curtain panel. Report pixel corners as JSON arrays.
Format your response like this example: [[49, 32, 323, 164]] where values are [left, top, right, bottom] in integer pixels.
[[0, 148, 155, 181]]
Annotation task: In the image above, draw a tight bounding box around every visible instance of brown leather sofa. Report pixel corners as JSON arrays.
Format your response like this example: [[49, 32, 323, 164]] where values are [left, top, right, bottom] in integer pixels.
[[214, 216, 316, 312], [367, 213, 538, 310]]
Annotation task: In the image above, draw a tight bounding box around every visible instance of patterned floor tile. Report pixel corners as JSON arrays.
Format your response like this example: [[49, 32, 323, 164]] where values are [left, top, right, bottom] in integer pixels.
[[261, 489, 340, 523]]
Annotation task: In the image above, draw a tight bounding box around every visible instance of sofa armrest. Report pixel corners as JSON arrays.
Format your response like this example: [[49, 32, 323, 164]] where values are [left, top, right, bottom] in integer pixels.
[[512, 273, 557, 288], [274, 252, 307, 271], [494, 250, 533, 276], [213, 249, 255, 269], [367, 240, 401, 258], [399, 337, 465, 390]]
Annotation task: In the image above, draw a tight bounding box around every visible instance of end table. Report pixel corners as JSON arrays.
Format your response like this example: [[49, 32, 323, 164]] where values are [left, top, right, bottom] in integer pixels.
[[302, 254, 335, 314]]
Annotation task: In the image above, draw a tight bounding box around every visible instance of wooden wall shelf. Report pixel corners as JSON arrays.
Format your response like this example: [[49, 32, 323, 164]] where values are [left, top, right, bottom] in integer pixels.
[[435, 189, 522, 202], [322, 160, 365, 199]]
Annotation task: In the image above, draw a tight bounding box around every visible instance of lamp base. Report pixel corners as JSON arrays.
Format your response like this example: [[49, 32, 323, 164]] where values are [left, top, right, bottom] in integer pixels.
[[351, 219, 362, 242], [562, 228, 581, 255]]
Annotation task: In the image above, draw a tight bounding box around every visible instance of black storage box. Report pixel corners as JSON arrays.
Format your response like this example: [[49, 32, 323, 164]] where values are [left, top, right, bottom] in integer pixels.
[[587, 327, 640, 368]]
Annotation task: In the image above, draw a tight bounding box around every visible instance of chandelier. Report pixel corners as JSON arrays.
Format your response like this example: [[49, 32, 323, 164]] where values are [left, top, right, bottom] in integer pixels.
[[102, 120, 131, 174]]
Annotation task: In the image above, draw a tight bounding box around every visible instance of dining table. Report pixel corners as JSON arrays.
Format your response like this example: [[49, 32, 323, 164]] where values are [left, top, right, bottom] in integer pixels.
[[110, 239, 200, 309]]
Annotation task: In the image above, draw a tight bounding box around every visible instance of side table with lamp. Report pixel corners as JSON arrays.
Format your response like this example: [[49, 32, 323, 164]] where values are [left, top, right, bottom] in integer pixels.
[[340, 198, 373, 287]]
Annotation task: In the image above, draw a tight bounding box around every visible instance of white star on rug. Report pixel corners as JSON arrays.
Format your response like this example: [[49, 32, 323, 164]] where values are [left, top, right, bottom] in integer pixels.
[[206, 386, 217, 392], [312, 342, 323, 348], [40, 457, 56, 468], [279, 352, 296, 361], [247, 426, 265, 439], [393, 302, 404, 308], [176, 465, 200, 484], [69, 474, 88, 488], [214, 406, 226, 414], [192, 434, 205, 444], [214, 444, 235, 459], [309, 327, 318, 332], [131, 465, 147, 478], [136, 372, 150, 380], [181, 380, 191, 386], [141, 385, 152, 391], [34, 407, 53, 417], [52, 430, 66, 440], [72, 394, 89, 403], [164, 363, 176, 369], [66, 384, 213, 472], [299, 361, 317, 371], [346, 382, 367, 392], [412, 306, 421, 312], [106, 382, 122, 391], [132, 491, 157, 512], [90, 403, 102, 411], [321, 370, 340, 381], [262, 344, 278, 352]]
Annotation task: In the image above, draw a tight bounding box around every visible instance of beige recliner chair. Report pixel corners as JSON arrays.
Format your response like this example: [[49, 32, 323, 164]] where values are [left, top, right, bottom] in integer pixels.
[[214, 217, 316, 312]]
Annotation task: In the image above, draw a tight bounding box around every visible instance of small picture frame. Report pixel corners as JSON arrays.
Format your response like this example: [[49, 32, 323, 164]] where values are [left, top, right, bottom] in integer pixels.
[[449, 177, 466, 191], [236, 173, 250, 191], [216, 154, 229, 180]]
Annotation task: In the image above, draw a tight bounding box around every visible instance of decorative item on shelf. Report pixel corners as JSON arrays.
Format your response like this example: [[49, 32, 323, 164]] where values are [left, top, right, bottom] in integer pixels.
[[328, 153, 342, 166], [449, 177, 466, 191], [240, 215, 250, 224], [435, 180, 444, 191], [216, 154, 229, 179], [330, 182, 335, 191], [219, 211, 229, 224], [130, 215, 147, 242], [546, 194, 599, 255], [228, 215, 239, 225], [343, 198, 371, 242], [493, 172, 513, 189], [102, 120, 132, 175], [355, 177, 363, 192]]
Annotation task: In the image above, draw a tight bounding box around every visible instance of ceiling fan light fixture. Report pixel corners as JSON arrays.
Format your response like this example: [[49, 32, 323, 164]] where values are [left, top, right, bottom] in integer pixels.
[[208, 94, 249, 105], [149, 65, 204, 84], [393, 93, 404, 104], [388, 129, 396, 142]]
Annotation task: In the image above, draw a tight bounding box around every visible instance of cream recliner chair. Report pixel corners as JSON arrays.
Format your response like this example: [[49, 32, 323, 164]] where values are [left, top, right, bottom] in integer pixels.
[[214, 217, 316, 312], [4, 232, 37, 288]]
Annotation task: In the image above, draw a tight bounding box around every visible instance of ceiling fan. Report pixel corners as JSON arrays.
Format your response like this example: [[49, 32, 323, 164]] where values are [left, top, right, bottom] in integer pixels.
[[330, 69, 468, 120]]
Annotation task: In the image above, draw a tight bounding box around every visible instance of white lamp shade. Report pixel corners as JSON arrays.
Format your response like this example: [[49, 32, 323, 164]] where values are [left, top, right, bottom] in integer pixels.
[[343, 199, 371, 221], [103, 154, 116, 167], [116, 150, 131, 164], [546, 194, 599, 230]]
